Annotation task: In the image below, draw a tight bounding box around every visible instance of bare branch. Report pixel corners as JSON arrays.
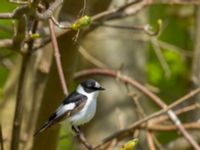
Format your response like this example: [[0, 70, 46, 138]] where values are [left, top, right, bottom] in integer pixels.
[[78, 45, 108, 68], [35, 0, 63, 20], [0, 39, 13, 49], [146, 122, 200, 131], [10, 53, 31, 150], [147, 131, 156, 150], [48, 19, 68, 95], [0, 5, 29, 19], [91, 0, 142, 21], [10, 20, 38, 150], [151, 38, 171, 78]]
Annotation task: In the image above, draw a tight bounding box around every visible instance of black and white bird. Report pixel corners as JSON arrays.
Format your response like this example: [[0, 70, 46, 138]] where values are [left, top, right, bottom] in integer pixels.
[[34, 79, 104, 136]]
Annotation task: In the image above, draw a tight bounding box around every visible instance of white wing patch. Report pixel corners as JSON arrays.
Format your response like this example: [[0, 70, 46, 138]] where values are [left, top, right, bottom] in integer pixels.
[[56, 103, 76, 116]]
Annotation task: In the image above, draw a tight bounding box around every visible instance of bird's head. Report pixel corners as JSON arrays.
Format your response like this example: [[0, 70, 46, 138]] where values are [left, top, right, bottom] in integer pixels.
[[77, 79, 105, 94], [81, 79, 105, 92]]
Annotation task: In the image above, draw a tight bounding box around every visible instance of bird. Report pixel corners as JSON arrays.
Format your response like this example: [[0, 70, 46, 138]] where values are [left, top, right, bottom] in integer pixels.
[[34, 79, 105, 136]]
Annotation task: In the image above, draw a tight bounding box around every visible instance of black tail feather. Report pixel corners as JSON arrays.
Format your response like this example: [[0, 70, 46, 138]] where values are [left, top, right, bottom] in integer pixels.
[[34, 121, 51, 136]]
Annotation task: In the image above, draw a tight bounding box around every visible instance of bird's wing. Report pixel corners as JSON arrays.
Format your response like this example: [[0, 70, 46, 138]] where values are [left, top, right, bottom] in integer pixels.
[[34, 92, 87, 136]]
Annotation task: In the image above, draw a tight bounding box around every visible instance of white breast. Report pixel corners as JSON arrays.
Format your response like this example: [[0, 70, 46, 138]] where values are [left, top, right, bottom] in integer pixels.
[[69, 86, 99, 126]]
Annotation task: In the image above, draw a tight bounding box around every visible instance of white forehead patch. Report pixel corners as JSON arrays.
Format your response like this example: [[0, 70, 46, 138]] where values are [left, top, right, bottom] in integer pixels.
[[95, 82, 100, 88]]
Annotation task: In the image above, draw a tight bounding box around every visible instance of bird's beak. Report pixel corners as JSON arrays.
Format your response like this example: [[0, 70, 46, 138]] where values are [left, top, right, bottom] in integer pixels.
[[98, 87, 105, 90]]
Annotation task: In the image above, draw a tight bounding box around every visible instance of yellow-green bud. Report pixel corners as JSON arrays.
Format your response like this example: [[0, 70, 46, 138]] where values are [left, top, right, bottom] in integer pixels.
[[71, 15, 92, 30]]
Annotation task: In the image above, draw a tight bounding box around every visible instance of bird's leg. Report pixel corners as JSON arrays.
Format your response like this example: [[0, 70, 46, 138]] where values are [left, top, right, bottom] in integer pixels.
[[72, 125, 81, 134], [72, 126, 93, 150]]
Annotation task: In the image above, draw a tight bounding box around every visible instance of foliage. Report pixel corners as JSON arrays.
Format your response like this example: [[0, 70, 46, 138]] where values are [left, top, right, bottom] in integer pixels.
[[148, 5, 193, 102]]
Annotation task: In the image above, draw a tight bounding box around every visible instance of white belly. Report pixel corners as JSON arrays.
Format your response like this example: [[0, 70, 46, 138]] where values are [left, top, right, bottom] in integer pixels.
[[69, 99, 97, 126]]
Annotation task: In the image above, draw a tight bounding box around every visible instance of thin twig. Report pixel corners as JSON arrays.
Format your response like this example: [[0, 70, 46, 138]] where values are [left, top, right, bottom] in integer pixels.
[[127, 90, 145, 118], [35, 0, 63, 20], [146, 122, 200, 131], [158, 40, 192, 57], [92, 22, 160, 36], [10, 53, 31, 150], [152, 104, 200, 124], [0, 5, 29, 19], [91, 0, 142, 21], [127, 85, 157, 150], [152, 134, 163, 150], [151, 38, 171, 78], [78, 45, 108, 68], [48, 19, 68, 95], [0, 39, 13, 48], [10, 20, 38, 150], [128, 90, 157, 150], [146, 131, 156, 150]]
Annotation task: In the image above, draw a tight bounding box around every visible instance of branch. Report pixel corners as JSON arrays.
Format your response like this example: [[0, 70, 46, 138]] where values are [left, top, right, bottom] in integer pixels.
[[0, 0, 63, 20], [0, 39, 13, 48], [146, 131, 156, 150], [91, 0, 142, 21], [78, 45, 108, 68], [146, 122, 200, 131], [0, 5, 29, 19], [151, 38, 171, 78], [164, 132, 200, 150], [35, 0, 63, 20], [152, 104, 200, 124], [10, 20, 38, 150], [10, 53, 31, 150], [48, 19, 68, 95]]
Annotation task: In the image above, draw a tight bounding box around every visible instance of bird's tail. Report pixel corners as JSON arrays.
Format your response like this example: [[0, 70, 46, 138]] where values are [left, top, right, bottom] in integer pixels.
[[34, 121, 52, 136]]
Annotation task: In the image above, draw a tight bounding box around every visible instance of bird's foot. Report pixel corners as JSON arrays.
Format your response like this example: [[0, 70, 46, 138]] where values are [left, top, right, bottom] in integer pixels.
[[72, 125, 81, 135]]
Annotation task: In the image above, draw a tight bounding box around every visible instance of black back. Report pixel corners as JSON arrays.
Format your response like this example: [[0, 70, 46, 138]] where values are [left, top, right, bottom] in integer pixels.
[[63, 91, 87, 105]]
